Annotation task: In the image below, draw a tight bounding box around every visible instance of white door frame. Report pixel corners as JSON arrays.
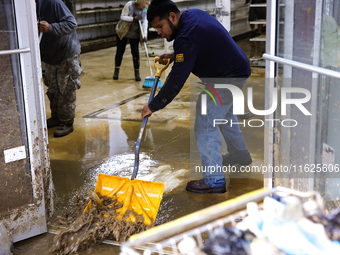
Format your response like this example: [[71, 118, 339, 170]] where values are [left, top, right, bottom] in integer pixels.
[[263, 0, 340, 190], [0, 0, 51, 242]]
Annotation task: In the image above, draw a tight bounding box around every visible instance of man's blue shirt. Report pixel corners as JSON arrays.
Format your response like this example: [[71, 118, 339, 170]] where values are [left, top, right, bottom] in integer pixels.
[[149, 9, 251, 112]]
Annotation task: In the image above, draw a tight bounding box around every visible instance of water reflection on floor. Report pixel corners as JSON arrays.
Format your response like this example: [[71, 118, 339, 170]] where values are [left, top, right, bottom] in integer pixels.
[[14, 38, 265, 254]]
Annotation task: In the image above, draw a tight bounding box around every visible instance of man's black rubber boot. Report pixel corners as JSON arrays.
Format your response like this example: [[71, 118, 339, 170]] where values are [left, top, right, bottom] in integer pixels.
[[135, 69, 141, 81], [113, 67, 119, 80], [54, 124, 74, 137], [47, 117, 60, 129], [222, 152, 252, 166]]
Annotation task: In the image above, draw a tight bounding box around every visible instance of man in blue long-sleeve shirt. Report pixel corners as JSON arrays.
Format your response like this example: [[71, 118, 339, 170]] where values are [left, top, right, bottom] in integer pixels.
[[36, 0, 82, 137], [142, 0, 252, 193]]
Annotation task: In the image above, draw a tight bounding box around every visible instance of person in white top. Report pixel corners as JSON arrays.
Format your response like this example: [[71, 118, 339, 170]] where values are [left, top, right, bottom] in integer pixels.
[[114, 0, 149, 81]]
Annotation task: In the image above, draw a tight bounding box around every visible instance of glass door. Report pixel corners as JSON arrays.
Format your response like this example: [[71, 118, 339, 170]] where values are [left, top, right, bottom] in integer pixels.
[[263, 0, 340, 211], [0, 0, 51, 242]]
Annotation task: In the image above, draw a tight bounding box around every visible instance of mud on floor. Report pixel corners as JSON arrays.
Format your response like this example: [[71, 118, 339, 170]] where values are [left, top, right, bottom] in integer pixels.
[[49, 189, 151, 254]]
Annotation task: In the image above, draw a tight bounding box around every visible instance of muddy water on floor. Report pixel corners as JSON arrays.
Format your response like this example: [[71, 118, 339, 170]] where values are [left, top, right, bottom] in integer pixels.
[[50, 119, 193, 210], [50, 80, 264, 253], [47, 115, 263, 252]]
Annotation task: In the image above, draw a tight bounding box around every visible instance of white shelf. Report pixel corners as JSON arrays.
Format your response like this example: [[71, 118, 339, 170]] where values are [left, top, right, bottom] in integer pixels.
[[249, 4, 266, 7], [249, 34, 266, 42], [250, 19, 284, 25], [77, 21, 117, 29], [250, 3, 285, 7], [249, 19, 266, 25], [76, 7, 122, 15]]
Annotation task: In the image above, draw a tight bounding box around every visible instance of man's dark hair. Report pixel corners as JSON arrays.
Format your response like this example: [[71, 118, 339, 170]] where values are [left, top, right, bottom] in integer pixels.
[[147, 0, 180, 23]]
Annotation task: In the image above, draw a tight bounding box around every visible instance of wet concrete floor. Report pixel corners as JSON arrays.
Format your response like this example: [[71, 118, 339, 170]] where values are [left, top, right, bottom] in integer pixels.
[[14, 38, 265, 254]]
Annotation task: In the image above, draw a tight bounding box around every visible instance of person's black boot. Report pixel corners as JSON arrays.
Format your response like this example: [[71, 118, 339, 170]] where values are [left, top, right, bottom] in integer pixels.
[[113, 67, 120, 80], [186, 179, 227, 194], [54, 123, 74, 137], [135, 69, 141, 81]]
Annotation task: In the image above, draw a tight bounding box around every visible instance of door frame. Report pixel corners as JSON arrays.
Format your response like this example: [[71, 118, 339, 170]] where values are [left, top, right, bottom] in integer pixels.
[[263, 0, 340, 190], [0, 0, 52, 242]]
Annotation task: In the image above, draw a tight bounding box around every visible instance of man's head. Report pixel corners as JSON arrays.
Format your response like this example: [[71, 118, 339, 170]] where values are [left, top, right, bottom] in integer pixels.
[[147, 0, 180, 41]]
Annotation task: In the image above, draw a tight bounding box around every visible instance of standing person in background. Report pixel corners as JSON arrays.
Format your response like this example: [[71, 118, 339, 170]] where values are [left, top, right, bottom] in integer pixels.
[[113, 0, 149, 81], [142, 0, 252, 194], [36, 0, 82, 137]]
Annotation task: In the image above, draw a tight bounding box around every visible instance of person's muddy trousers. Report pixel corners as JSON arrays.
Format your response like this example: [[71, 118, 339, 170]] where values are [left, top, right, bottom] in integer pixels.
[[44, 52, 82, 125]]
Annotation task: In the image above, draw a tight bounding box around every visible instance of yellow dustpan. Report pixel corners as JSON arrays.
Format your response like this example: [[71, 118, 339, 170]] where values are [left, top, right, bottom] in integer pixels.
[[84, 58, 170, 225]]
